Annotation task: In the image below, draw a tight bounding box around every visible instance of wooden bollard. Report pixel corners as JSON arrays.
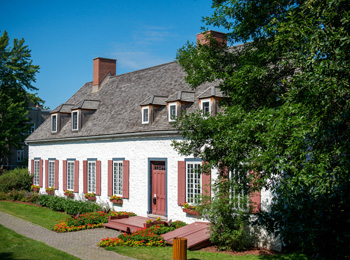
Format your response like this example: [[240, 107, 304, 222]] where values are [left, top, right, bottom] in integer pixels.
[[173, 237, 187, 260]]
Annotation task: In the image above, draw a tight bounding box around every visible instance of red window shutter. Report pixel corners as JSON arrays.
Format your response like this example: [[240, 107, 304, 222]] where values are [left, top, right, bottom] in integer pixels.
[[249, 171, 261, 213], [122, 160, 129, 199], [83, 160, 87, 194], [39, 159, 43, 187], [54, 160, 59, 190], [74, 160, 79, 193], [202, 161, 211, 197], [96, 160, 101, 196], [31, 159, 34, 184], [63, 160, 67, 191], [178, 161, 186, 206], [45, 160, 48, 188], [108, 160, 113, 197]]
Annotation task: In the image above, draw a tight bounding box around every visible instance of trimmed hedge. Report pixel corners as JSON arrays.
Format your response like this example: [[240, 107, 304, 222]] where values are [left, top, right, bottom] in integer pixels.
[[37, 195, 102, 215]]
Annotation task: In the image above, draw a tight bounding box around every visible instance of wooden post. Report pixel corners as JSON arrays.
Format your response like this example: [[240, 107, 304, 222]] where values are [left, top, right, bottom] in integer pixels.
[[173, 237, 187, 260]]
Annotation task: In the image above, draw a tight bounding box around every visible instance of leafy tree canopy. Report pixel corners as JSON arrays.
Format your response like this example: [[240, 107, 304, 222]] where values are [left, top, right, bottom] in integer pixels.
[[174, 0, 349, 258], [0, 31, 40, 159]]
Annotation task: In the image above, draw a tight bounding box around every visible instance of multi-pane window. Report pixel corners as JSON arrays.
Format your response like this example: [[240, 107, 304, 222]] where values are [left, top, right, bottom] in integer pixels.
[[168, 103, 177, 122], [67, 161, 75, 190], [88, 161, 96, 193], [201, 99, 211, 116], [186, 162, 202, 204], [142, 107, 149, 124], [48, 160, 55, 187], [113, 161, 123, 196], [51, 114, 57, 132], [230, 170, 249, 210], [17, 150, 24, 162], [33, 160, 39, 185], [72, 111, 78, 131]]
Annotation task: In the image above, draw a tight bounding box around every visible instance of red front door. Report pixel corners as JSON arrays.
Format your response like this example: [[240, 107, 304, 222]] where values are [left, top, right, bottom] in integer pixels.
[[151, 161, 166, 216]]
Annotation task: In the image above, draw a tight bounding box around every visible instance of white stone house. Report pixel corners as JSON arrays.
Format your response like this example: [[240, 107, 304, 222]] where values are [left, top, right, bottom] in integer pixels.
[[26, 31, 268, 225]]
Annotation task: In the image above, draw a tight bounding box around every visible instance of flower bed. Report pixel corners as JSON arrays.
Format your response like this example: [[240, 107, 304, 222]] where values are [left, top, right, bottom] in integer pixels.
[[99, 221, 187, 248], [46, 186, 55, 195], [31, 185, 40, 192], [64, 190, 74, 198], [53, 211, 137, 233], [84, 192, 96, 201]]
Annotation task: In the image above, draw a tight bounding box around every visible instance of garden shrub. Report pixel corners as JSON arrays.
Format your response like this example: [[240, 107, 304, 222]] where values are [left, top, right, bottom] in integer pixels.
[[0, 168, 32, 192], [66, 211, 109, 226], [199, 178, 251, 251], [37, 195, 102, 215]]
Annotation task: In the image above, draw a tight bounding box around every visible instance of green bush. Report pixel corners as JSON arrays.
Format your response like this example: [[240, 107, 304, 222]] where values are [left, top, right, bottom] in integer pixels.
[[0, 168, 32, 192], [0, 190, 40, 203], [37, 195, 102, 215]]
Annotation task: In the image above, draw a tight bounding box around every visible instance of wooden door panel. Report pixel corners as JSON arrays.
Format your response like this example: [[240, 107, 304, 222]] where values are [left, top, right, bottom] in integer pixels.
[[151, 162, 166, 216]]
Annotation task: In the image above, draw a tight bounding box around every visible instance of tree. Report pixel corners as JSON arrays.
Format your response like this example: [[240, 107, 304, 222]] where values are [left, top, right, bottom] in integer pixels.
[[0, 31, 40, 163], [174, 0, 350, 258]]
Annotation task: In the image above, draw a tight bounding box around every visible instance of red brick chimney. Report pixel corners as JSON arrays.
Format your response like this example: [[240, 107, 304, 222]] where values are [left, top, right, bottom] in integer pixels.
[[196, 30, 227, 47], [93, 57, 116, 86]]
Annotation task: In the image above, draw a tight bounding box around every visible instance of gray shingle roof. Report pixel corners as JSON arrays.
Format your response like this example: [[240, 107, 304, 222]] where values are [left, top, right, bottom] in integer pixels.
[[26, 61, 216, 142], [140, 95, 168, 106], [198, 86, 225, 99], [166, 91, 195, 103]]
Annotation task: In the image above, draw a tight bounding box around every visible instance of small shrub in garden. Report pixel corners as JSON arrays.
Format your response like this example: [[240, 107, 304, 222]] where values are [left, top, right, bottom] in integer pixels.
[[66, 211, 109, 226], [109, 211, 136, 217], [53, 222, 103, 233], [0, 191, 7, 200], [0, 168, 32, 192]]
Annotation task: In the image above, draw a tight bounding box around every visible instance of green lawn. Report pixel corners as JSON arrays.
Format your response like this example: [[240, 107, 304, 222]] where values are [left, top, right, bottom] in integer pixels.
[[107, 246, 308, 260], [0, 201, 68, 229], [0, 224, 80, 260]]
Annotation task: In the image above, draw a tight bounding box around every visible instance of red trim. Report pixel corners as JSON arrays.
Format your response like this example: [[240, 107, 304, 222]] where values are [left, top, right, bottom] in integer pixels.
[[108, 160, 113, 196], [249, 171, 261, 213], [54, 160, 59, 190], [96, 160, 101, 195], [45, 160, 48, 188], [39, 159, 43, 187], [202, 161, 211, 197], [122, 160, 129, 199], [74, 160, 79, 193], [83, 160, 87, 194], [178, 161, 186, 206], [63, 160, 67, 191]]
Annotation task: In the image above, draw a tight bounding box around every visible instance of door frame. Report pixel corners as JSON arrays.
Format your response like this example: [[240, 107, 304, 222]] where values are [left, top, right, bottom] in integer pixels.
[[147, 158, 167, 217]]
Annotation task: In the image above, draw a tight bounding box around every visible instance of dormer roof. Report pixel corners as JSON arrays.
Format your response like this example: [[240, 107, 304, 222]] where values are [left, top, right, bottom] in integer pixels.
[[166, 91, 195, 103], [198, 86, 225, 99], [51, 104, 74, 114], [140, 95, 168, 106], [72, 100, 100, 110]]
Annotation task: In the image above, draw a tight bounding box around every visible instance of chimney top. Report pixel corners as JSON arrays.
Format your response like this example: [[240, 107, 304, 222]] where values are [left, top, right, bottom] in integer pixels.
[[93, 57, 117, 87], [196, 30, 227, 47]]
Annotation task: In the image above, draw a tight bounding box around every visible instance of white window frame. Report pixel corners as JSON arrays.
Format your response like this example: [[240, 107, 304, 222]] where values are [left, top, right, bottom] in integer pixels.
[[185, 161, 202, 204], [72, 111, 79, 131], [142, 106, 149, 124], [17, 150, 24, 162], [113, 160, 123, 196], [33, 159, 40, 185], [201, 99, 211, 116], [67, 160, 75, 191], [48, 160, 55, 187], [168, 102, 177, 122], [51, 114, 57, 133], [88, 161, 96, 193], [229, 170, 249, 211]]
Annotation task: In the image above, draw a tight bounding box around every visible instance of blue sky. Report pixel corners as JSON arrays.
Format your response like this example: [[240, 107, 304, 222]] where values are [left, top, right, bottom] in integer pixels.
[[0, 0, 224, 109]]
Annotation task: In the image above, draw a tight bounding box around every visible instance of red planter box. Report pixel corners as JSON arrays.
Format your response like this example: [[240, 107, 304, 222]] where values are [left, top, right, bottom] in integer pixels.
[[32, 188, 39, 192], [110, 199, 123, 205], [143, 221, 167, 229], [64, 192, 74, 198], [87, 196, 96, 201], [183, 208, 200, 216], [46, 190, 54, 195]]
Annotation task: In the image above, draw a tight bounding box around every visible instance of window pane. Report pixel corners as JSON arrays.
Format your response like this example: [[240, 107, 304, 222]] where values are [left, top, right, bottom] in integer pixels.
[[202, 102, 210, 115], [67, 161, 74, 190], [72, 112, 78, 130], [52, 115, 57, 132], [143, 108, 149, 122], [34, 160, 39, 185], [170, 105, 176, 119], [186, 162, 201, 204], [113, 161, 123, 196], [88, 162, 96, 193], [48, 161, 55, 187]]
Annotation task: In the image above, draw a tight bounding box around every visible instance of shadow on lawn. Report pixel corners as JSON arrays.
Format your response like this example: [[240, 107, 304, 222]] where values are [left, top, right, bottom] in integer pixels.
[[0, 252, 26, 260]]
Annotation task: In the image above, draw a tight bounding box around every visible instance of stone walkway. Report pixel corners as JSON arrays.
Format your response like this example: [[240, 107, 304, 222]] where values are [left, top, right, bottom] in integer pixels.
[[0, 211, 135, 260]]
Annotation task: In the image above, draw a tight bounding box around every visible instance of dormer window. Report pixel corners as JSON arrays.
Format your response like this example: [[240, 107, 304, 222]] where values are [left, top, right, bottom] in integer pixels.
[[168, 103, 177, 122], [142, 107, 149, 124], [201, 99, 211, 116], [72, 111, 79, 131], [51, 114, 57, 133]]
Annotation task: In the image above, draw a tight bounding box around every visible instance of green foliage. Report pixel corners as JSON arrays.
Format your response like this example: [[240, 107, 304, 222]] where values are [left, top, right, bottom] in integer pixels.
[[37, 195, 102, 215], [0, 31, 40, 159], [0, 168, 33, 192], [200, 178, 251, 251], [65, 211, 109, 226], [174, 0, 350, 259]]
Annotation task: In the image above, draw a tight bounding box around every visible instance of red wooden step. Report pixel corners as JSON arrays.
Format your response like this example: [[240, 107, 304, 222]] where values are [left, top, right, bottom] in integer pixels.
[[103, 216, 148, 233]]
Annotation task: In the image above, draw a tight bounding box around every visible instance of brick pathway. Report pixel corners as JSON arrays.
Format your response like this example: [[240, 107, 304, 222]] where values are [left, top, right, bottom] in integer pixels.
[[0, 211, 135, 260]]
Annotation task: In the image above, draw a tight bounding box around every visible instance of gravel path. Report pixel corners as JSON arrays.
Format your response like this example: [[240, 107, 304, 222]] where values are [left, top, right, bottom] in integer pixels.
[[0, 211, 135, 260]]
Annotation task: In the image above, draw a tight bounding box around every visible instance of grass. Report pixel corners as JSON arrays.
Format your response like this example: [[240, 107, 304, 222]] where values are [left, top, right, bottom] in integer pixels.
[[0, 224, 80, 260], [0, 201, 68, 229], [106, 246, 308, 260]]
